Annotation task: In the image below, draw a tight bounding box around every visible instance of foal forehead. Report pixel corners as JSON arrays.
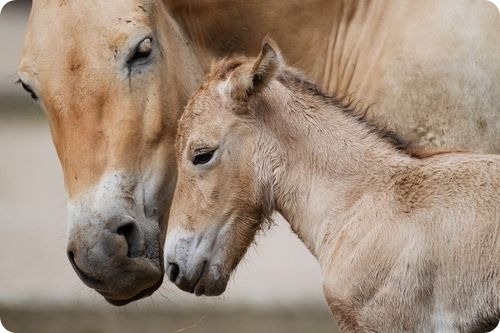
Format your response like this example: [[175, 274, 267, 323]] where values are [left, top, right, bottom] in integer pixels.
[[177, 82, 228, 150], [186, 81, 228, 120]]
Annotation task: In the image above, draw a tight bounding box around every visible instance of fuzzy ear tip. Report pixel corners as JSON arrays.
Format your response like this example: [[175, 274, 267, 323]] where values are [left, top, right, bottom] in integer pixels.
[[261, 36, 280, 54], [262, 35, 273, 46]]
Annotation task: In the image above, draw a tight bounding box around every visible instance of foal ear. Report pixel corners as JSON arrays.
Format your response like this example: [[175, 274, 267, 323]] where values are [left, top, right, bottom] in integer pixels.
[[233, 37, 283, 100], [250, 37, 283, 92]]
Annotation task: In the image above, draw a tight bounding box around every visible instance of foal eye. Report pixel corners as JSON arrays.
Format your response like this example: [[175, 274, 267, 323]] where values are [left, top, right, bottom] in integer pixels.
[[128, 37, 153, 64], [192, 150, 216, 166]]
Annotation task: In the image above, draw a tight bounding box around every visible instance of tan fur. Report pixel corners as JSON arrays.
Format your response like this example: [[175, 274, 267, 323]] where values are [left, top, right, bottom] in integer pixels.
[[167, 0, 500, 154], [169, 40, 500, 332], [18, 0, 204, 303], [19, 0, 202, 197], [19, 0, 499, 302], [20, 0, 500, 207]]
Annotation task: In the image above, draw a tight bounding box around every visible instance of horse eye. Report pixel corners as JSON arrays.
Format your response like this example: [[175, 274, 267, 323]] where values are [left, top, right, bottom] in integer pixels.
[[193, 150, 215, 166], [129, 37, 153, 64], [20, 81, 38, 100]]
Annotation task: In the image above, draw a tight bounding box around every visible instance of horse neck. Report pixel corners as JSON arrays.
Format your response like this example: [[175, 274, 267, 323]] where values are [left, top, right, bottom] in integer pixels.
[[251, 77, 412, 256], [163, 0, 409, 93], [158, 3, 205, 114]]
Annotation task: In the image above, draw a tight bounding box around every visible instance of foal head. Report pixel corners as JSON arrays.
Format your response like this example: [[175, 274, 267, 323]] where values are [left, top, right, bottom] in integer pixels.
[[165, 39, 283, 296]]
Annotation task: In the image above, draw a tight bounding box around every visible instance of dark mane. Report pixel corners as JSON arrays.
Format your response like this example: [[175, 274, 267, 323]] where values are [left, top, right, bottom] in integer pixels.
[[209, 58, 456, 159], [277, 68, 420, 158]]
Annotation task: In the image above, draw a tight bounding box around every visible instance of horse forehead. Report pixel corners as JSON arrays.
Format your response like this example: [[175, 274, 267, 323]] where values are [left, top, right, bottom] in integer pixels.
[[33, 0, 150, 15], [25, 0, 151, 54], [21, 0, 156, 92]]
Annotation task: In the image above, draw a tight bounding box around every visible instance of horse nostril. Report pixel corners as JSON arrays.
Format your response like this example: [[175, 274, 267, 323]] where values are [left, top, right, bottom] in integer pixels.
[[167, 263, 180, 283], [116, 221, 143, 258], [67, 249, 76, 268], [67, 249, 102, 285]]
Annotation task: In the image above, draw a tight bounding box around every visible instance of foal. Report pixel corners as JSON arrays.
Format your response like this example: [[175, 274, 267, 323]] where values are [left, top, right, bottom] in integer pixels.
[[165, 39, 500, 332]]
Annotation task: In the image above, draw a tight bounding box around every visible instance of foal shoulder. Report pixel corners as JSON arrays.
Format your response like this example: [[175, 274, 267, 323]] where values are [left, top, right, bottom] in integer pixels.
[[391, 153, 500, 214]]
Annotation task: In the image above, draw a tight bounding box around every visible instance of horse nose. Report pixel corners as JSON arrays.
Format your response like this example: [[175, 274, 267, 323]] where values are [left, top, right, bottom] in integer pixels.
[[67, 248, 103, 286], [66, 219, 153, 295], [115, 221, 145, 258], [68, 218, 145, 265]]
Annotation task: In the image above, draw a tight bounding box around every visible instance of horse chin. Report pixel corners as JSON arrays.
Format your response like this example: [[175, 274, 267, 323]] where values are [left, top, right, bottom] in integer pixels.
[[104, 275, 164, 306]]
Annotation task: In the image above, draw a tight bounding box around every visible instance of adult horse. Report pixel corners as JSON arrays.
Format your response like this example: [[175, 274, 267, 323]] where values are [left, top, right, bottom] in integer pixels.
[[17, 0, 499, 305]]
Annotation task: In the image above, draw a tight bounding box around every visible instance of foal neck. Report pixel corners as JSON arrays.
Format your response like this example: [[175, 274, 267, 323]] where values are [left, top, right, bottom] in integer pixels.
[[251, 71, 413, 256]]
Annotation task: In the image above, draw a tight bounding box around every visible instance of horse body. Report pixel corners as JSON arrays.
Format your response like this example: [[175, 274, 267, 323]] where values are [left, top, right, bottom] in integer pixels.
[[168, 0, 500, 153], [166, 40, 500, 331], [18, 0, 499, 302]]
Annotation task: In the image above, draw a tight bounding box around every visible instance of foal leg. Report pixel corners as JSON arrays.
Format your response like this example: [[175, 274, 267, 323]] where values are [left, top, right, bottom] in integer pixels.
[[323, 285, 374, 333]]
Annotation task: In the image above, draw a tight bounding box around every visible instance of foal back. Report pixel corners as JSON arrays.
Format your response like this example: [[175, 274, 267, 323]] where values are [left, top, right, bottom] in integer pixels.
[[321, 153, 500, 332]]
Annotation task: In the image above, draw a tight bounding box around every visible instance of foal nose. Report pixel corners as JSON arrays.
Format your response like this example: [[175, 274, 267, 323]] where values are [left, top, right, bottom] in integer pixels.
[[166, 262, 180, 282]]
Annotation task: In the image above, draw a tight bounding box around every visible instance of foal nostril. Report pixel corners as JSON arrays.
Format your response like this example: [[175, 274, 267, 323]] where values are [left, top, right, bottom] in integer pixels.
[[116, 221, 144, 258], [167, 263, 180, 283]]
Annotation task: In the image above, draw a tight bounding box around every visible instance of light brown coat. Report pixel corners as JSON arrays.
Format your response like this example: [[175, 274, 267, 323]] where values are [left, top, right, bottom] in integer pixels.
[[166, 40, 500, 332]]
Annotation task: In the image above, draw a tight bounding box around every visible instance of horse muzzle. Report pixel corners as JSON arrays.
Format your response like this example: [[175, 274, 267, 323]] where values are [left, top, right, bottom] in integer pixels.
[[65, 172, 168, 305], [67, 215, 164, 305]]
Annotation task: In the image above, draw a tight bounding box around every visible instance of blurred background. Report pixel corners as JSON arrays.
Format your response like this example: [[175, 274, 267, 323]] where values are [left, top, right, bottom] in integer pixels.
[[0, 1, 337, 332]]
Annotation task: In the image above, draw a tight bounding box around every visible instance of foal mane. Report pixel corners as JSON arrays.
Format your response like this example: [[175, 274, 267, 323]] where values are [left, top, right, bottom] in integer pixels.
[[208, 57, 457, 159], [276, 69, 457, 159]]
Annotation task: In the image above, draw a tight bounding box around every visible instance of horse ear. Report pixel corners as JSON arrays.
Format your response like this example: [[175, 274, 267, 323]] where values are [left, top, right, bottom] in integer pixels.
[[249, 37, 283, 94], [231, 37, 283, 101]]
